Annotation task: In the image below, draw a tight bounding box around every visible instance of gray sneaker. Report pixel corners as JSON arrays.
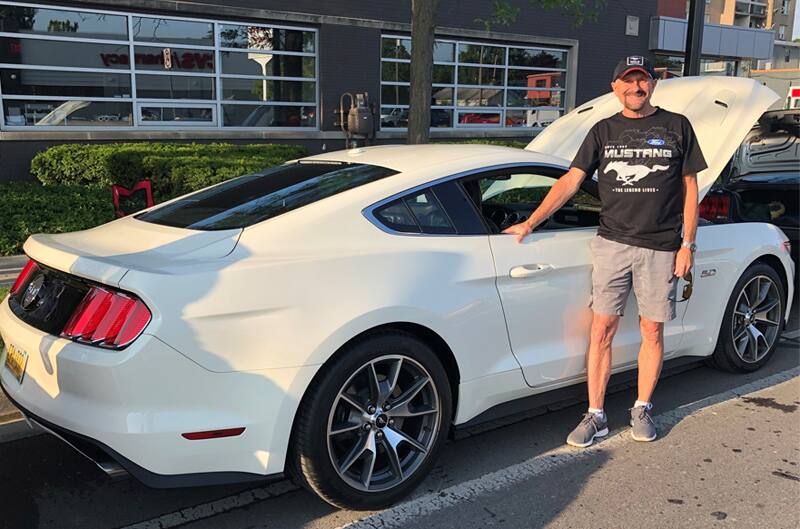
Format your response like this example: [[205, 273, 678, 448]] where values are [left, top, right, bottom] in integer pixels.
[[566, 412, 609, 448], [630, 405, 657, 441]]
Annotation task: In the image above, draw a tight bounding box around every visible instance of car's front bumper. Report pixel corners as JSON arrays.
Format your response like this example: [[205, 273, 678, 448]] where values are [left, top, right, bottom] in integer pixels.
[[0, 297, 318, 486]]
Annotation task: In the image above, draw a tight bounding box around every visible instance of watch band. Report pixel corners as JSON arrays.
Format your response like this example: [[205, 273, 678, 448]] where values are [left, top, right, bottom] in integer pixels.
[[681, 241, 697, 252]]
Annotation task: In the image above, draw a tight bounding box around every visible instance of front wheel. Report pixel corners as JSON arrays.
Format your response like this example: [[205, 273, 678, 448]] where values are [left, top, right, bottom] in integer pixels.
[[289, 331, 452, 510], [710, 263, 785, 373]]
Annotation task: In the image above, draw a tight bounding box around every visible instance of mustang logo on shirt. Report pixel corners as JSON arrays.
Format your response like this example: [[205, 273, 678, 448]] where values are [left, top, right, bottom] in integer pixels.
[[604, 161, 670, 186]]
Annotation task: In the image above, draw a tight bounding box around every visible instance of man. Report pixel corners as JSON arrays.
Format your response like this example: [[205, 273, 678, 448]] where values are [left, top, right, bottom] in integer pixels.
[[503, 56, 707, 447]]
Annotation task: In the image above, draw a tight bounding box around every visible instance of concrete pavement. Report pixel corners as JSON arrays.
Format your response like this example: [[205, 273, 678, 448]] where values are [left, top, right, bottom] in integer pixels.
[[0, 254, 27, 287], [346, 373, 800, 529], [0, 340, 796, 529]]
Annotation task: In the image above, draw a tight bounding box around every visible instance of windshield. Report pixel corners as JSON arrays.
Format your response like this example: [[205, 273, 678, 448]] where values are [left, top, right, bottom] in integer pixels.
[[137, 162, 398, 230]]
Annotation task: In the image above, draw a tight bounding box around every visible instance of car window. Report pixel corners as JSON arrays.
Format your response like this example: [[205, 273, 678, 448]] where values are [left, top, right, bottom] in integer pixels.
[[463, 169, 601, 232], [375, 200, 419, 233], [375, 189, 456, 234], [137, 161, 398, 230]]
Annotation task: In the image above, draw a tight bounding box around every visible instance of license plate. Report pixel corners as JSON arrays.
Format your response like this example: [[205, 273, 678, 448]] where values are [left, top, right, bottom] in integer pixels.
[[4, 342, 28, 384]]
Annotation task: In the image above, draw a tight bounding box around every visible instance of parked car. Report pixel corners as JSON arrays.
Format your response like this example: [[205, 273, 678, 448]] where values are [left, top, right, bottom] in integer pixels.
[[0, 78, 794, 510], [701, 109, 799, 263], [380, 108, 450, 128]]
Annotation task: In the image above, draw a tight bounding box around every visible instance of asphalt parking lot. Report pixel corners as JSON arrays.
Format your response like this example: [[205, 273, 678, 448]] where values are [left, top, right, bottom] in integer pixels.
[[0, 297, 797, 529]]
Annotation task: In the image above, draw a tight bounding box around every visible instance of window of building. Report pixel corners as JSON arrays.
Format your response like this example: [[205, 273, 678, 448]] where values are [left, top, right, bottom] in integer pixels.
[[380, 35, 568, 130], [0, 2, 318, 130], [779, 25, 786, 40], [781, 0, 789, 15]]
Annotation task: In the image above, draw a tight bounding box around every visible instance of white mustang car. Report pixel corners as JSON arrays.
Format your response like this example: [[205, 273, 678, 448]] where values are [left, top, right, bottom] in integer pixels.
[[1, 77, 793, 509]]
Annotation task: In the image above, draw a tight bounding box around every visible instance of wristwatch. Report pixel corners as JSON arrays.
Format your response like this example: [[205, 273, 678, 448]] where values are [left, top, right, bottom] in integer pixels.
[[681, 241, 697, 252]]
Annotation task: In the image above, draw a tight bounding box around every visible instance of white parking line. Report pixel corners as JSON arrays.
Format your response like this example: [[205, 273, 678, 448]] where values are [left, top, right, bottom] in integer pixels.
[[117, 480, 300, 529], [337, 366, 800, 529], [115, 366, 799, 529]]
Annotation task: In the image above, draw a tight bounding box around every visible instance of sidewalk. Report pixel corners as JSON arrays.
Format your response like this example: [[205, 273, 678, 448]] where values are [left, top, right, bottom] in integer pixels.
[[0, 254, 28, 439], [0, 254, 27, 287], [350, 374, 800, 529]]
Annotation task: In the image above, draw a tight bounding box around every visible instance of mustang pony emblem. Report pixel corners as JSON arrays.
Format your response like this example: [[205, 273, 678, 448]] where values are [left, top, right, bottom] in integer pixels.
[[604, 161, 669, 186]]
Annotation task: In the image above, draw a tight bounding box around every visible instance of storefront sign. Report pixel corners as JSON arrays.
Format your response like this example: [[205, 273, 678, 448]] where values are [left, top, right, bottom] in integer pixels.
[[99, 52, 214, 70]]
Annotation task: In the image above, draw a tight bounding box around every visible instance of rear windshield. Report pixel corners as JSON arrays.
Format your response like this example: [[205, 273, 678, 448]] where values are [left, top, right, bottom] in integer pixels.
[[137, 162, 398, 230]]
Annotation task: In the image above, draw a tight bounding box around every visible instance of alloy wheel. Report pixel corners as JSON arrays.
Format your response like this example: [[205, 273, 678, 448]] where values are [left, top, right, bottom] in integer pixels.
[[731, 275, 781, 363], [326, 355, 440, 492]]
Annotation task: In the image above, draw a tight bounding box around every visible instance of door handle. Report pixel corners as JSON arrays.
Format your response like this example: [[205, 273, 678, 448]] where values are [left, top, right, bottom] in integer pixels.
[[509, 264, 554, 279]]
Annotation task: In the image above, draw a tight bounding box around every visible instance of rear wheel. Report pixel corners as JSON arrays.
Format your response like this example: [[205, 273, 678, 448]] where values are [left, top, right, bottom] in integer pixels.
[[710, 263, 785, 373], [289, 331, 452, 510]]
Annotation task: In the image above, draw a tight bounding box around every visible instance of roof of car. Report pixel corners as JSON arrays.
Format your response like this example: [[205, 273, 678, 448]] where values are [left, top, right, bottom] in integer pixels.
[[297, 144, 571, 176]]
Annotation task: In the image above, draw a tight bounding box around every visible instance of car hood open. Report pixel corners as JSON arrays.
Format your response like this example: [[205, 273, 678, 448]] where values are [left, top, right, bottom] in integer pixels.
[[526, 77, 779, 202]]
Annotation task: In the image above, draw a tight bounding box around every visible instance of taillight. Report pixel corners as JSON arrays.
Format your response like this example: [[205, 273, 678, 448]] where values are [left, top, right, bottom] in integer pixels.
[[62, 286, 151, 348], [10, 259, 38, 296], [699, 194, 731, 222]]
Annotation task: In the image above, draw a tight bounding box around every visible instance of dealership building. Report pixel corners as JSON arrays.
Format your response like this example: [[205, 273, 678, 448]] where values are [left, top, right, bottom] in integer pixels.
[[0, 1, 777, 180]]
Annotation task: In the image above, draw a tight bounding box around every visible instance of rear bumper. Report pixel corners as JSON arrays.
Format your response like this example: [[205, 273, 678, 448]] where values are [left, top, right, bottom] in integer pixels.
[[0, 297, 318, 485], [1, 385, 280, 488]]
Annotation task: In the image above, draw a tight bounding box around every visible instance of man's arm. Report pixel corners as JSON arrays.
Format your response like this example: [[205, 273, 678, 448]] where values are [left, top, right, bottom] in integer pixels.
[[674, 174, 698, 278], [502, 166, 588, 243]]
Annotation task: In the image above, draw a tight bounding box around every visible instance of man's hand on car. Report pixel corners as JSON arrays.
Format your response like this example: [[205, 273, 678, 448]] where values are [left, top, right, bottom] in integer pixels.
[[503, 221, 533, 243]]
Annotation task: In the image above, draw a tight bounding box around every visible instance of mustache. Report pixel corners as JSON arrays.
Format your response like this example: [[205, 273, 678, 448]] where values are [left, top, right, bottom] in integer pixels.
[[626, 89, 647, 96]]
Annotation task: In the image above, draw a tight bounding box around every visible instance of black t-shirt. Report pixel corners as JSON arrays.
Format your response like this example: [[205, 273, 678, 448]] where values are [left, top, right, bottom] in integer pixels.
[[570, 107, 708, 251]]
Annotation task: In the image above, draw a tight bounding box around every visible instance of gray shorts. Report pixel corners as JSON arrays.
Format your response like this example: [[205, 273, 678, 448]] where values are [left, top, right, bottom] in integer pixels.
[[589, 236, 678, 322]]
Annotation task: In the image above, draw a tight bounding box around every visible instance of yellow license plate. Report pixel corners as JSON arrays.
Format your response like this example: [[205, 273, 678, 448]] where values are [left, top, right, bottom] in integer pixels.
[[4, 342, 28, 384]]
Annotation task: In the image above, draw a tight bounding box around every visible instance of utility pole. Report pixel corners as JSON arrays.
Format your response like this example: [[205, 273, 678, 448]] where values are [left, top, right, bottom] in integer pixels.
[[683, 0, 705, 76]]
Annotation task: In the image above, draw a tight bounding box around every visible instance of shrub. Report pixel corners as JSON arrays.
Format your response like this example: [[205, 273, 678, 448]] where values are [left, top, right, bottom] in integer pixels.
[[0, 182, 115, 256], [30, 142, 307, 199]]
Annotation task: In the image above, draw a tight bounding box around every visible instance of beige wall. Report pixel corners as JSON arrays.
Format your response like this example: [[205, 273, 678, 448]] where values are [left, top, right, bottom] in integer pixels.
[[715, 0, 774, 28], [712, 0, 734, 24], [767, 0, 774, 29]]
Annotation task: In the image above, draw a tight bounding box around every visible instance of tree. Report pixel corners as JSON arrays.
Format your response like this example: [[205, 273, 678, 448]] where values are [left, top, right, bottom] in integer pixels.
[[407, 0, 605, 144]]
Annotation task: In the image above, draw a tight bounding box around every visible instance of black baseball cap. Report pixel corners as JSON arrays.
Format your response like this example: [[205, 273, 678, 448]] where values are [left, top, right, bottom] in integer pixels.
[[612, 56, 657, 81]]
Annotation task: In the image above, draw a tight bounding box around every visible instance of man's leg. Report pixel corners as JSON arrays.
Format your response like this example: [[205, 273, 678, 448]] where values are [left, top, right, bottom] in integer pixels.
[[629, 243, 676, 442], [587, 312, 622, 410], [567, 237, 631, 448], [566, 312, 621, 448], [636, 316, 664, 404]]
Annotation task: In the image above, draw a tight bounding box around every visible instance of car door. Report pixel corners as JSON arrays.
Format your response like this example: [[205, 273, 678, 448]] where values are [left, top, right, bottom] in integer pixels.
[[366, 179, 529, 395], [469, 166, 685, 389]]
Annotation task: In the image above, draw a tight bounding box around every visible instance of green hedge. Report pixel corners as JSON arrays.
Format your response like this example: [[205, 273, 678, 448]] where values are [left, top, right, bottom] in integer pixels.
[[30, 142, 308, 199], [0, 182, 115, 256]]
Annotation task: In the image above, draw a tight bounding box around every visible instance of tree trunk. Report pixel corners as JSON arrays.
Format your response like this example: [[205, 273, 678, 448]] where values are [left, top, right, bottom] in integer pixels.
[[408, 0, 439, 144]]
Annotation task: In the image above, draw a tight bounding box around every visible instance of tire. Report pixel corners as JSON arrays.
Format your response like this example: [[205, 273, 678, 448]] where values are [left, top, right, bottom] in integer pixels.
[[289, 330, 452, 510], [710, 262, 786, 373]]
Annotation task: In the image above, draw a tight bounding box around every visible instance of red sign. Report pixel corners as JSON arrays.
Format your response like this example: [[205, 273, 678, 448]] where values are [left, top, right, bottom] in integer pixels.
[[99, 52, 213, 70], [791, 88, 800, 98]]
